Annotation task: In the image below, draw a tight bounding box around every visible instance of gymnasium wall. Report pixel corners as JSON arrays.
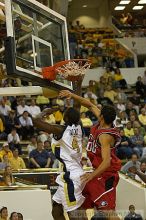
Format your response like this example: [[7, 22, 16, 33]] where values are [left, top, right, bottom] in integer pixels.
[[0, 190, 53, 220], [116, 173, 146, 219], [68, 0, 111, 28], [82, 67, 146, 86], [116, 37, 146, 55]]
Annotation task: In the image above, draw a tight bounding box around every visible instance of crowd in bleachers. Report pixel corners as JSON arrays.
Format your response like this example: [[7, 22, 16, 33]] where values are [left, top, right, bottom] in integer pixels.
[[0, 66, 146, 186], [113, 13, 146, 38], [0, 206, 23, 220], [68, 21, 134, 68]]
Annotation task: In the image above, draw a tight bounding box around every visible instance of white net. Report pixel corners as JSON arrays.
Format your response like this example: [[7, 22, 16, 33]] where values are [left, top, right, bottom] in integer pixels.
[[56, 60, 90, 79]]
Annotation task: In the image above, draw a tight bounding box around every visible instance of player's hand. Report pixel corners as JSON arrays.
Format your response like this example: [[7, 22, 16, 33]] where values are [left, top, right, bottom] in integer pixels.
[[128, 166, 137, 174], [41, 108, 58, 117], [59, 90, 72, 99], [80, 173, 93, 184]]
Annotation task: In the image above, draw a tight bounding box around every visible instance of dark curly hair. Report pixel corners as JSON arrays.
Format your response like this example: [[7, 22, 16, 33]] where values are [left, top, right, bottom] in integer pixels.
[[101, 105, 116, 125], [63, 107, 80, 126]]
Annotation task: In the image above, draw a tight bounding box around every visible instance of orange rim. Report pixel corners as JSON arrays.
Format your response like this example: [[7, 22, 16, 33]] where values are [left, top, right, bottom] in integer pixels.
[[42, 59, 91, 80]]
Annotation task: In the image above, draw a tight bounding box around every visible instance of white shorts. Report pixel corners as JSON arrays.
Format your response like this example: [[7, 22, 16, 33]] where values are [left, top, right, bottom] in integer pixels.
[[52, 172, 85, 212]]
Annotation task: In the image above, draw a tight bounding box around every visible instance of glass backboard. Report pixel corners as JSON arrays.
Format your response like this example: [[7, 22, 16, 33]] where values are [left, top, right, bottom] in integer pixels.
[[4, 0, 72, 90]]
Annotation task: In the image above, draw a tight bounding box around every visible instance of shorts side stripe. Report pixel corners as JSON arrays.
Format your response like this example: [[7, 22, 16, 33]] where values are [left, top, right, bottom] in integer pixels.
[[62, 174, 77, 207], [94, 187, 114, 203]]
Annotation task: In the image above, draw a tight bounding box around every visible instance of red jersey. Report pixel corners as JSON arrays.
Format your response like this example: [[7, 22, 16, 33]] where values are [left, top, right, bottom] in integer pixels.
[[86, 123, 121, 173]]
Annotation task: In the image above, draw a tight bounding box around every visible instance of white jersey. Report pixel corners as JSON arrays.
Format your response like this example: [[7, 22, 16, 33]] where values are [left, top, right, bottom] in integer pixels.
[[51, 124, 83, 177], [52, 124, 85, 212]]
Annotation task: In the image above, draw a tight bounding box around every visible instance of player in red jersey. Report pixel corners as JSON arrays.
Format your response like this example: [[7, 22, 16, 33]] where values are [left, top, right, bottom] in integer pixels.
[[60, 90, 121, 220]]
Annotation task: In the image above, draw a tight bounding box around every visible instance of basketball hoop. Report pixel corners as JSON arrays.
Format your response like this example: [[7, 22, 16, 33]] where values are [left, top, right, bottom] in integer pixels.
[[42, 59, 91, 81]]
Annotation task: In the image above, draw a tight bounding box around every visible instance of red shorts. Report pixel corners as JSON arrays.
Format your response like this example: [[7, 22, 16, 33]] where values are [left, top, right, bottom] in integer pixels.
[[82, 172, 119, 210]]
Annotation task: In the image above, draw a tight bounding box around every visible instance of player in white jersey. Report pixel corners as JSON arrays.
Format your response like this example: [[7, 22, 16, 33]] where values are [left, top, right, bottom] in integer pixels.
[[33, 107, 87, 220]]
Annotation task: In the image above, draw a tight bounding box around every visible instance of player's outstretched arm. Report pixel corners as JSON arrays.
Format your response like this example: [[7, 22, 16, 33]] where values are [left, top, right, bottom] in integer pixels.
[[32, 109, 64, 136], [72, 76, 83, 111], [59, 90, 101, 119]]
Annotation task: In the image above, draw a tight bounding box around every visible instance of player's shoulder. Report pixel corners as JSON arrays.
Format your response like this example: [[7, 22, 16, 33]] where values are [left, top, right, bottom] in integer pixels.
[[53, 125, 66, 140]]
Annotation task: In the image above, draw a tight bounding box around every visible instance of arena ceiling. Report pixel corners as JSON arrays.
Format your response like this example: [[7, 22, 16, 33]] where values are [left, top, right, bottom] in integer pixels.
[[68, 0, 146, 17]]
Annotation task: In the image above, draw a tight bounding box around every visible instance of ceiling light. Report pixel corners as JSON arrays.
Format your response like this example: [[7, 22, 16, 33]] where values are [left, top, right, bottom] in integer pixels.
[[82, 5, 87, 7], [119, 1, 130, 4], [114, 6, 125, 10], [138, 0, 146, 4], [133, 5, 144, 10]]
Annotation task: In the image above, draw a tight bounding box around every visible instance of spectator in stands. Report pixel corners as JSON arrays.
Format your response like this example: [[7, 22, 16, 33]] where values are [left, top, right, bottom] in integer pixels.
[[44, 112, 56, 124], [120, 13, 128, 25], [2, 97, 11, 107], [29, 99, 41, 118], [133, 121, 145, 137], [27, 136, 37, 154], [0, 154, 10, 170], [104, 85, 117, 102], [7, 128, 21, 155], [124, 205, 143, 220], [9, 212, 18, 220], [0, 115, 6, 140], [0, 143, 13, 160], [114, 118, 124, 129], [29, 141, 51, 168], [130, 128, 144, 158], [125, 101, 137, 118], [121, 153, 140, 174], [117, 99, 126, 112], [136, 76, 146, 98], [74, 20, 85, 30], [138, 108, 146, 127], [135, 162, 146, 183], [116, 129, 133, 159], [17, 213, 23, 220], [84, 88, 97, 101], [37, 131, 50, 143], [102, 67, 113, 83], [44, 140, 56, 167], [107, 76, 115, 89], [113, 68, 127, 89], [116, 87, 127, 103], [3, 165, 15, 186], [80, 112, 93, 136], [53, 106, 64, 125], [9, 148, 26, 170], [119, 111, 129, 126], [0, 98, 11, 116], [0, 207, 8, 220], [129, 91, 140, 113], [97, 76, 107, 97], [19, 111, 34, 140], [36, 95, 50, 111], [88, 80, 99, 95], [68, 27, 78, 59], [129, 115, 138, 127], [5, 110, 21, 135], [17, 99, 30, 116], [127, 13, 133, 26]]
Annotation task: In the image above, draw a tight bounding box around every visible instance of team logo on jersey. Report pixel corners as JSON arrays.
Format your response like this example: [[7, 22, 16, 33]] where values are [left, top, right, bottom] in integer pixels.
[[99, 201, 108, 207]]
